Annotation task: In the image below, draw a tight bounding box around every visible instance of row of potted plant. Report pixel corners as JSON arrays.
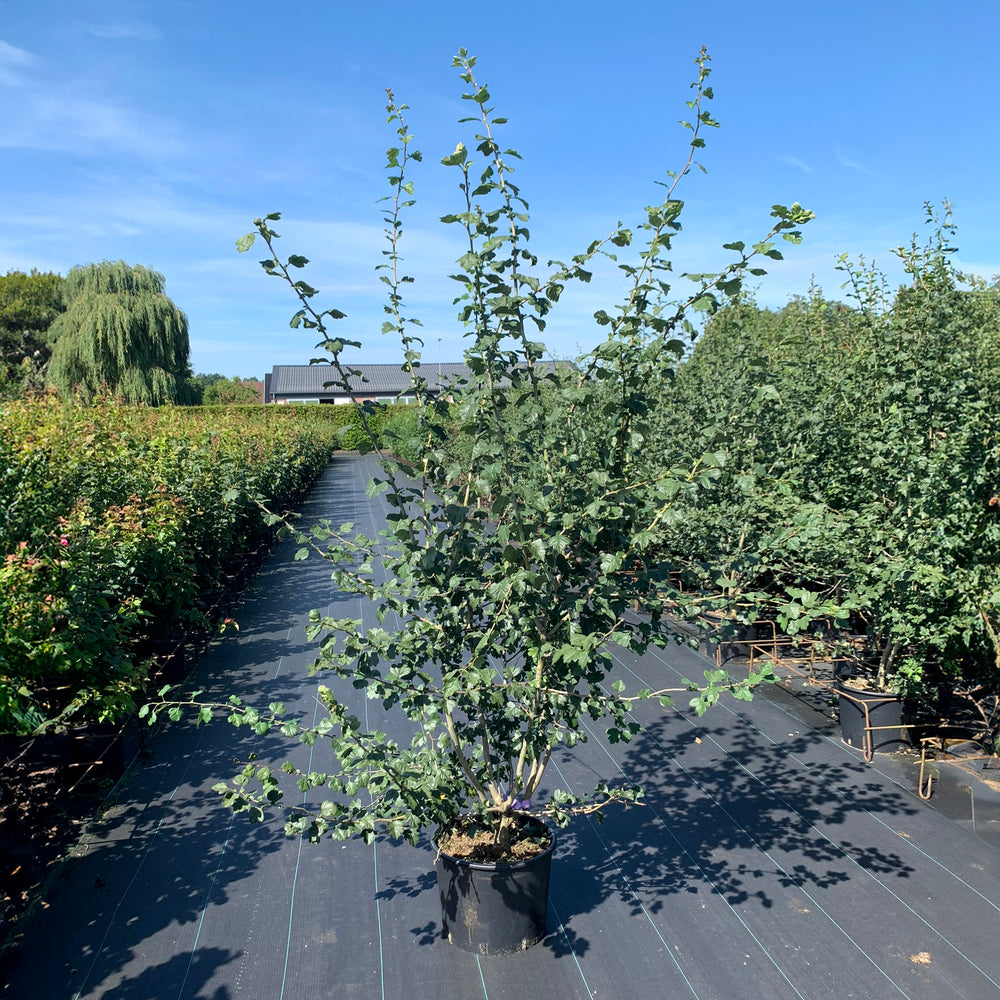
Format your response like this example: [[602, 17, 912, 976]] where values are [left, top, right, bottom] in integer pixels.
[[642, 209, 1000, 747], [0, 395, 346, 735]]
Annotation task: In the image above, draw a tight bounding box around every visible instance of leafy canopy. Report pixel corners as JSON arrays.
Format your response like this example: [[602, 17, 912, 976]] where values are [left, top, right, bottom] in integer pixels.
[[0, 269, 65, 396], [47, 261, 195, 405]]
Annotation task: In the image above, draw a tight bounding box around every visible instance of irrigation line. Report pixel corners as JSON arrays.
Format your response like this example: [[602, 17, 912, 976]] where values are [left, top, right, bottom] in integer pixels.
[[279, 575, 334, 1000], [623, 639, 1000, 917], [547, 896, 594, 997], [70, 618, 268, 1000], [69, 781, 184, 1000]]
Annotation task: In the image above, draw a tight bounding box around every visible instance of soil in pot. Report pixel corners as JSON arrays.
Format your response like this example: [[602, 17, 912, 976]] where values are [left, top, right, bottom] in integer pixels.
[[437, 813, 551, 863], [435, 814, 554, 955]]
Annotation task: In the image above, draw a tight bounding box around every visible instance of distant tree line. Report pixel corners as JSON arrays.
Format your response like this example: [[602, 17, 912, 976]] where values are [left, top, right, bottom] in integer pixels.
[[0, 261, 259, 405], [193, 373, 263, 405], [0, 268, 64, 394]]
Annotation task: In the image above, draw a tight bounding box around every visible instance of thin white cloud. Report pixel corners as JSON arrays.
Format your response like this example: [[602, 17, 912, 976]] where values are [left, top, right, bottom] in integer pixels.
[[1, 187, 249, 265], [0, 39, 36, 86], [0, 37, 183, 160], [88, 22, 161, 41], [3, 209, 141, 243], [955, 258, 1000, 283], [835, 149, 873, 176], [286, 218, 463, 268], [0, 90, 185, 159], [90, 191, 239, 236], [779, 155, 812, 174]]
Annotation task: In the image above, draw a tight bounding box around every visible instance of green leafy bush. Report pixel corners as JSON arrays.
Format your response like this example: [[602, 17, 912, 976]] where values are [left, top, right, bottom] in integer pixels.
[[650, 205, 1000, 702], [0, 396, 344, 732], [170, 49, 809, 851]]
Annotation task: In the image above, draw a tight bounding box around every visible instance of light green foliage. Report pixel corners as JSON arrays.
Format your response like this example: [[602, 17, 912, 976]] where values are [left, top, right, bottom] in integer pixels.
[[200, 375, 262, 405], [195, 49, 803, 849], [378, 403, 429, 462], [651, 203, 1000, 701], [46, 261, 196, 405]]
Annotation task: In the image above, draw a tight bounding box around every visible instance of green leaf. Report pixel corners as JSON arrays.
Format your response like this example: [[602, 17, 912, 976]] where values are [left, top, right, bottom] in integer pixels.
[[441, 143, 468, 167]]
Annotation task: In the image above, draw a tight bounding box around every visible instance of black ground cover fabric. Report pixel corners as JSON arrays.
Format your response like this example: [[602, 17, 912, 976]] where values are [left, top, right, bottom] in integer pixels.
[[5, 453, 1000, 1000]]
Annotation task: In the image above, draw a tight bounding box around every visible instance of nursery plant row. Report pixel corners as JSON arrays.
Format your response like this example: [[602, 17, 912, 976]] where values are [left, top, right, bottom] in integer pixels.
[[0, 395, 410, 736], [640, 221, 1000, 739]]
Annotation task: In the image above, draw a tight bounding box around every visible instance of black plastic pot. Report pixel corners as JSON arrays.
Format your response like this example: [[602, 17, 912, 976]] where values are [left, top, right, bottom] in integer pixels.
[[23, 725, 126, 789], [836, 680, 909, 756], [435, 820, 555, 955], [136, 637, 187, 685], [69, 725, 126, 784]]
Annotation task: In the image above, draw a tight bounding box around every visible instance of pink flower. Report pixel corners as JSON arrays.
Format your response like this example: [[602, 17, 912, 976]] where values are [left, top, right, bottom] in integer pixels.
[[59, 537, 69, 546]]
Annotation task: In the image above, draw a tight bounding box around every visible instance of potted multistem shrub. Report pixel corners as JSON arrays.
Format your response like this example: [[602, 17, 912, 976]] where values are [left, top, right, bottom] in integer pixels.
[[146, 49, 810, 954]]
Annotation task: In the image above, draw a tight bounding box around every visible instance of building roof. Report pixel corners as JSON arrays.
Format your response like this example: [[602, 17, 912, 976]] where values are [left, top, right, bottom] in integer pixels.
[[267, 363, 471, 398]]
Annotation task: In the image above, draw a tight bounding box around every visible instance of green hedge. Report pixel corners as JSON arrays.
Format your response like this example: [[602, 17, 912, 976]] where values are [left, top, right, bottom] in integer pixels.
[[0, 397, 344, 733]]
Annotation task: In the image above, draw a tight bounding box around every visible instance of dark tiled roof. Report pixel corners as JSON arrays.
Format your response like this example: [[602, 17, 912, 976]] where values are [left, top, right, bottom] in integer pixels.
[[268, 363, 470, 398]]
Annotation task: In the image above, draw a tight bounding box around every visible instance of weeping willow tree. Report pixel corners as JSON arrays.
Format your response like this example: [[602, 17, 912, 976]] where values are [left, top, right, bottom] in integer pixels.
[[46, 261, 196, 405]]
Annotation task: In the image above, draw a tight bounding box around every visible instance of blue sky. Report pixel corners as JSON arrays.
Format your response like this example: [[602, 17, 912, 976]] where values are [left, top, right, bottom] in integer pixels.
[[1, 1, 998, 378]]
